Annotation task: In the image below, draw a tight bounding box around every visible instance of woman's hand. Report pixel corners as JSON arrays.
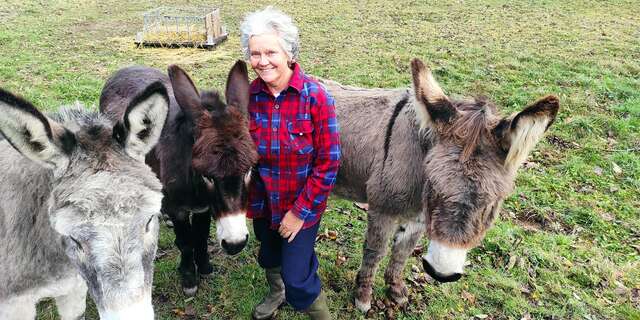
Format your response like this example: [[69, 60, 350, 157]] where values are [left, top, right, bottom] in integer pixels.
[[278, 211, 304, 242]]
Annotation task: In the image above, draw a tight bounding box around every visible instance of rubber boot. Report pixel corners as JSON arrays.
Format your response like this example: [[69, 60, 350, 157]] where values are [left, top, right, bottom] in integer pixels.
[[252, 267, 286, 320], [305, 290, 330, 320]]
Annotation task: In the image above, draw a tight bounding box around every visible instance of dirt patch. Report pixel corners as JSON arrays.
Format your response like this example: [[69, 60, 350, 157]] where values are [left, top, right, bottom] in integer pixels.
[[504, 208, 571, 234], [546, 135, 580, 150]]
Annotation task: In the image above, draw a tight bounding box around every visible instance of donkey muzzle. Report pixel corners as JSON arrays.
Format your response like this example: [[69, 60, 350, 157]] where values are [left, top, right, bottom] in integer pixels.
[[422, 258, 463, 283]]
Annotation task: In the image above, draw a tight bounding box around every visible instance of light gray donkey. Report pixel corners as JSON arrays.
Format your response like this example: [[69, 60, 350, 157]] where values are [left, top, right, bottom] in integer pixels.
[[0, 82, 169, 319], [323, 58, 559, 312]]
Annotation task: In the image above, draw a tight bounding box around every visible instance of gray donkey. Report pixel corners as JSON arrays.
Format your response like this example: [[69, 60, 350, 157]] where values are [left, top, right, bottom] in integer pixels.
[[323, 58, 559, 312], [0, 82, 169, 319]]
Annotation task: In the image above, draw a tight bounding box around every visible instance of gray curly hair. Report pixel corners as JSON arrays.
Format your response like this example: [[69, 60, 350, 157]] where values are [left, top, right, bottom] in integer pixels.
[[240, 6, 300, 61]]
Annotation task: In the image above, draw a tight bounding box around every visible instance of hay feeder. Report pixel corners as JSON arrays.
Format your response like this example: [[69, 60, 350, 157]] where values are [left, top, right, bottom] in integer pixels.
[[135, 6, 227, 49]]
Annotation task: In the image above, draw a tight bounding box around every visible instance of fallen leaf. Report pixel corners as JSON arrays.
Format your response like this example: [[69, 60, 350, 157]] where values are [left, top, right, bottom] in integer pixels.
[[327, 230, 338, 240], [172, 309, 185, 317], [612, 162, 622, 175], [462, 290, 476, 304], [593, 166, 603, 176], [506, 255, 518, 270], [354, 202, 369, 211], [335, 253, 347, 266], [600, 212, 614, 222], [475, 314, 489, 319]]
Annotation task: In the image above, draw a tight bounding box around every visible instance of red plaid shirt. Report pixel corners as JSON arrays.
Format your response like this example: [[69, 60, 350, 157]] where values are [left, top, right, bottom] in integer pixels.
[[246, 63, 341, 229]]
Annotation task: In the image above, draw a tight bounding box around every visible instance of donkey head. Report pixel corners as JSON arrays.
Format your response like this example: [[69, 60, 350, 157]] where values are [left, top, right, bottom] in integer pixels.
[[410, 58, 559, 282], [0, 83, 169, 319], [168, 61, 258, 255]]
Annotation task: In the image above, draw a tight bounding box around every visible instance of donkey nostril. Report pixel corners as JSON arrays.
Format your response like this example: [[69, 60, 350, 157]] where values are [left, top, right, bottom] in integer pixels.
[[422, 257, 463, 283]]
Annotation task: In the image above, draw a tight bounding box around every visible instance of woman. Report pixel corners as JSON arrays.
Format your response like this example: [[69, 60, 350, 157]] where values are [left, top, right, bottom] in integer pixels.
[[240, 6, 340, 320]]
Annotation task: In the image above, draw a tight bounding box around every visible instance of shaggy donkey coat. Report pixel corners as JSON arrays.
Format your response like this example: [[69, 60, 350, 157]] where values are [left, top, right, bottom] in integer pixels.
[[322, 58, 559, 312], [0, 83, 169, 319], [100, 61, 257, 296]]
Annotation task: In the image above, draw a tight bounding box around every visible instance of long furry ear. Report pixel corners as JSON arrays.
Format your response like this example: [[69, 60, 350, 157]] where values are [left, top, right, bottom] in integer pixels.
[[113, 81, 169, 161], [225, 60, 250, 117], [0, 88, 76, 171], [501, 95, 559, 173], [168, 64, 204, 120], [410, 58, 457, 130]]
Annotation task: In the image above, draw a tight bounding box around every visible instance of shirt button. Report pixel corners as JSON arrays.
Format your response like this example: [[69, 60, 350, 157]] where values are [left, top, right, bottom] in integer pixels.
[[274, 104, 279, 109], [273, 127, 277, 131], [299, 133, 303, 136]]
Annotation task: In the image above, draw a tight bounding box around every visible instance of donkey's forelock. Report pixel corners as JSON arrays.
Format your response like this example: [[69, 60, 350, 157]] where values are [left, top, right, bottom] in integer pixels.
[[192, 107, 258, 178], [200, 90, 225, 114], [445, 97, 501, 162]]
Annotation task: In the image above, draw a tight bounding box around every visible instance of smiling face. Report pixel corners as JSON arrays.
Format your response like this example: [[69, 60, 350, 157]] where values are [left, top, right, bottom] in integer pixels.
[[248, 33, 294, 93]]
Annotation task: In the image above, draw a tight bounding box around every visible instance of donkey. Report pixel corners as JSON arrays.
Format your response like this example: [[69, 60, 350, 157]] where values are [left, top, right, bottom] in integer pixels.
[[0, 83, 169, 319], [322, 58, 559, 312], [100, 61, 258, 296]]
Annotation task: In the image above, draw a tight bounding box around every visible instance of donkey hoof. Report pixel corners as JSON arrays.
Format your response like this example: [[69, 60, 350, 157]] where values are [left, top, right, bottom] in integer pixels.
[[183, 286, 198, 297], [387, 285, 409, 306], [389, 294, 408, 306], [354, 297, 371, 313]]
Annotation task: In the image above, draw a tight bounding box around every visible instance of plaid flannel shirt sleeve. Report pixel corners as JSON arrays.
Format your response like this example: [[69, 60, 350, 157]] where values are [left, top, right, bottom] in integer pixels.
[[291, 91, 341, 221]]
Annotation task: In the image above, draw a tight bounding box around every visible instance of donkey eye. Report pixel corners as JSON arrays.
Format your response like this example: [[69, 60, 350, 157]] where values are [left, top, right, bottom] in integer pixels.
[[145, 215, 157, 232], [69, 236, 83, 250]]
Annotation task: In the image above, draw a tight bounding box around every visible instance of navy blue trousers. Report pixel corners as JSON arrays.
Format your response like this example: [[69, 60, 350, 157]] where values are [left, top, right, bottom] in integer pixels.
[[253, 218, 321, 311]]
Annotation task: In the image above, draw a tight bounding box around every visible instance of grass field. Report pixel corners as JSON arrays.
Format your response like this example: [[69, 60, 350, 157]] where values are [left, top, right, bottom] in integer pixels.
[[1, 0, 638, 319]]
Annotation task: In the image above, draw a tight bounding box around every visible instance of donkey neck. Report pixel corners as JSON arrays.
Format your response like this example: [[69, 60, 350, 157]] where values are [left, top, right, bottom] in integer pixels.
[[0, 142, 72, 299]]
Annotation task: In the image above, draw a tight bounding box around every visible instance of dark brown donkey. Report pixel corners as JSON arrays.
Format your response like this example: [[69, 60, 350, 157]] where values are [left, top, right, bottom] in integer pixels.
[[100, 61, 258, 296], [322, 58, 559, 312]]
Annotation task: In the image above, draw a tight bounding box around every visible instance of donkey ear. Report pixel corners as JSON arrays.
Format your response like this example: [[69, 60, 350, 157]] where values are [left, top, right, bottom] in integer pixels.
[[168, 64, 203, 120], [500, 95, 559, 172], [411, 58, 457, 129], [225, 60, 250, 116], [0, 88, 76, 171], [114, 81, 169, 161]]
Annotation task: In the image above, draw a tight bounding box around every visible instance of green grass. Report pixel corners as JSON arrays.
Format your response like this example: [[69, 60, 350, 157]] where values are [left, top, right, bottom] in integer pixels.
[[2, 0, 638, 319]]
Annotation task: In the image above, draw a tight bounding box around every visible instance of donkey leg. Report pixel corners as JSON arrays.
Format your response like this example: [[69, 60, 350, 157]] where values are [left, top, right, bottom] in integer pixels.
[[192, 212, 214, 276], [172, 214, 199, 296], [55, 276, 88, 320], [384, 213, 425, 306], [355, 210, 397, 313]]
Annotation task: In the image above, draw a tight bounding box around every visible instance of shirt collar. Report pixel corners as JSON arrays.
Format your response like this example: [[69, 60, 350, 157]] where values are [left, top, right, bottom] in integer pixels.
[[249, 62, 304, 95]]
